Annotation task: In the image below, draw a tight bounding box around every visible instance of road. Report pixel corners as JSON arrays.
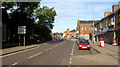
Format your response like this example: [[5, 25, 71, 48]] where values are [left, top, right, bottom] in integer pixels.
[[2, 39, 98, 67]]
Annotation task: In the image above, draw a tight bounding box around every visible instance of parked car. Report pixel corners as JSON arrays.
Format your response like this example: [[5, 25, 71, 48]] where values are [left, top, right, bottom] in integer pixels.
[[78, 40, 90, 50], [77, 38, 86, 46]]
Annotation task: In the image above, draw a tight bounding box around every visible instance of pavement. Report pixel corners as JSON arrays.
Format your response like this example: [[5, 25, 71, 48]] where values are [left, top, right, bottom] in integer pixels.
[[1, 41, 51, 56], [70, 39, 118, 65], [92, 41, 118, 61]]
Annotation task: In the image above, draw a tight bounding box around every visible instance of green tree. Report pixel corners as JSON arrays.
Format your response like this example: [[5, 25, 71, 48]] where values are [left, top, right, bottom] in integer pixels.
[[2, 2, 40, 44], [35, 6, 57, 29], [34, 6, 57, 41]]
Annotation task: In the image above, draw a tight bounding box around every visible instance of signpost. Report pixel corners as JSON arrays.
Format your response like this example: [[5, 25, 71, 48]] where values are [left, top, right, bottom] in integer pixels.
[[18, 26, 26, 46]]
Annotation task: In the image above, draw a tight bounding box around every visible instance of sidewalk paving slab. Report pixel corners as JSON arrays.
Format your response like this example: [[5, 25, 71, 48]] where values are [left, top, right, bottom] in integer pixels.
[[0, 41, 52, 56], [71, 53, 118, 65], [70, 39, 118, 65], [91, 42, 118, 60]]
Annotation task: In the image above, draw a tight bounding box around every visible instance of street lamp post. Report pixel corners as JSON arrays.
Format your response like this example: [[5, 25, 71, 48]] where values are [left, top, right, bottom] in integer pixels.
[[85, 4, 95, 43], [85, 4, 95, 54], [92, 5, 95, 44]]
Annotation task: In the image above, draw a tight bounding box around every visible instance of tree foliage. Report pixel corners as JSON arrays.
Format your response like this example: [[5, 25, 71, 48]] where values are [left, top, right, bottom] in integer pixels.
[[2, 2, 57, 43], [34, 6, 57, 41], [35, 6, 57, 29], [2, 2, 40, 43]]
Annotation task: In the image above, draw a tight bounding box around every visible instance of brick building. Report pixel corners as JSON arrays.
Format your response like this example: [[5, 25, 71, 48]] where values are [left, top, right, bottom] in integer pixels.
[[51, 32, 63, 39], [77, 20, 98, 40], [94, 4, 120, 45], [63, 29, 77, 38]]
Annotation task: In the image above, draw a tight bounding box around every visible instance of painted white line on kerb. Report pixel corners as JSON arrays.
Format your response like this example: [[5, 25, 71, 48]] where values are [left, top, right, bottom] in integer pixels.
[[28, 52, 42, 59]]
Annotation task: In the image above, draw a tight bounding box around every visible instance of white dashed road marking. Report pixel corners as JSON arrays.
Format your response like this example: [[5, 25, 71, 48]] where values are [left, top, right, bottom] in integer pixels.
[[69, 61, 71, 64], [71, 53, 73, 56], [45, 49, 49, 51], [8, 62, 18, 67], [70, 58, 72, 61], [69, 42, 75, 65], [12, 62, 18, 65], [28, 52, 42, 59]]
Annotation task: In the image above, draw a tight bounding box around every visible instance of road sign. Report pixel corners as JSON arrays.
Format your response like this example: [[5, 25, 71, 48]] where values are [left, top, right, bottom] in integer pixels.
[[18, 26, 26, 34]]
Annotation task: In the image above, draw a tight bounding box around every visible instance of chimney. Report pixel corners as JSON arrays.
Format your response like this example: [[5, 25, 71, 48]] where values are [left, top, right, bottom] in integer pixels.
[[104, 12, 111, 17], [67, 29, 69, 33], [112, 4, 119, 12]]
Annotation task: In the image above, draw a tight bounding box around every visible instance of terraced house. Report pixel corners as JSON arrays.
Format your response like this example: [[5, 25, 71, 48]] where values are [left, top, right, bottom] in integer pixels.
[[63, 29, 77, 39], [77, 20, 98, 40], [94, 4, 120, 45]]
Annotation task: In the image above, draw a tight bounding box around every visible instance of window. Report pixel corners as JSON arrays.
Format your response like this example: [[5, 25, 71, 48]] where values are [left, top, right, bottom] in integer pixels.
[[82, 28, 83, 30], [106, 19, 108, 27], [89, 28, 90, 30], [111, 17, 114, 22], [100, 23, 102, 29]]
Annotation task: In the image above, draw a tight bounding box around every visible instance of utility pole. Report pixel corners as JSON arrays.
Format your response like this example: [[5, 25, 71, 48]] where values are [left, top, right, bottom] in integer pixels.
[[92, 5, 95, 44]]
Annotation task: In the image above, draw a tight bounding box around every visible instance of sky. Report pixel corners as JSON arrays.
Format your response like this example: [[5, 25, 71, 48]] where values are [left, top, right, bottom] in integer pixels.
[[40, 0, 119, 33]]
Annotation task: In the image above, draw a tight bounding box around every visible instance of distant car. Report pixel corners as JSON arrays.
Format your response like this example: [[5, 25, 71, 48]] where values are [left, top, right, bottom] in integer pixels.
[[78, 40, 90, 50]]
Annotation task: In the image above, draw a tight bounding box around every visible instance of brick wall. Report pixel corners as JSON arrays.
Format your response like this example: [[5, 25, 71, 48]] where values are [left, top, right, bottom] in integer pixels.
[[112, 4, 119, 12]]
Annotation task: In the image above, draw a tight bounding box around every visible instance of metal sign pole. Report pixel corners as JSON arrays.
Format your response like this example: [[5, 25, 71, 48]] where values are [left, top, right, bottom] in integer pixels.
[[18, 26, 26, 46], [19, 34, 20, 46], [24, 34, 25, 46]]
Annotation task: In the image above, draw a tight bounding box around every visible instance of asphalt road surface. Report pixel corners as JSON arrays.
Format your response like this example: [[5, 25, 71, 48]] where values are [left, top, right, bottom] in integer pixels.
[[2, 39, 98, 67]]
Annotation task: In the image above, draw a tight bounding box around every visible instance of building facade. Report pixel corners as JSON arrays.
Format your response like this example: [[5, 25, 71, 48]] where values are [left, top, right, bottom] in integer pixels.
[[63, 29, 77, 38], [51, 32, 63, 39], [94, 4, 119, 45], [77, 20, 98, 40]]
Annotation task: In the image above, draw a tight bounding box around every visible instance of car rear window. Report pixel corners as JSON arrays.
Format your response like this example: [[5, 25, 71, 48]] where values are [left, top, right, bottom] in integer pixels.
[[79, 41, 89, 44]]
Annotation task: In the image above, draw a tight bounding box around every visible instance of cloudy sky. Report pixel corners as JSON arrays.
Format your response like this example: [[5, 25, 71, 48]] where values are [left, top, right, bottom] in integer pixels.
[[40, 0, 119, 33]]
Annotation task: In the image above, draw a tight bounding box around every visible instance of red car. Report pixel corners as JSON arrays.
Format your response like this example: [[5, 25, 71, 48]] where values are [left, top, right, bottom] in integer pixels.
[[78, 40, 90, 50]]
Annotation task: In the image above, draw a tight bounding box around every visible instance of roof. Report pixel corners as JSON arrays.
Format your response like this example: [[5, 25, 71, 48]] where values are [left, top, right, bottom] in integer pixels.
[[78, 20, 99, 24], [70, 29, 77, 32], [94, 8, 120, 26]]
